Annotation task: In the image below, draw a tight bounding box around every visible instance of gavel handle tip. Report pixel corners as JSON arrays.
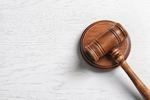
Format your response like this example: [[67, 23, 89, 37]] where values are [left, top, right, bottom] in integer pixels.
[[111, 48, 150, 100], [121, 61, 150, 100]]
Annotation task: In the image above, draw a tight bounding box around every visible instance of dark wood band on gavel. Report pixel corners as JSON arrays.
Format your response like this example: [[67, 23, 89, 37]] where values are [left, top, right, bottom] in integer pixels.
[[85, 23, 127, 61]]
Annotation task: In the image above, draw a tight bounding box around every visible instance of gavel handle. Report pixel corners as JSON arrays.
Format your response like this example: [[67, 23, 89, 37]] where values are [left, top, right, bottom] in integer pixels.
[[121, 61, 150, 100], [111, 48, 150, 100]]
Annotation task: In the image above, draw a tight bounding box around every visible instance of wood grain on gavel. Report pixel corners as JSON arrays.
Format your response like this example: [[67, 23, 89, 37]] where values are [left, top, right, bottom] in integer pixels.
[[85, 23, 127, 61], [85, 23, 150, 100]]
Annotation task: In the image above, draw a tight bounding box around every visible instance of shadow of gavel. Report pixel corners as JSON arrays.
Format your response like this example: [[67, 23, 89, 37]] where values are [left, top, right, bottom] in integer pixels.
[[84, 23, 150, 100]]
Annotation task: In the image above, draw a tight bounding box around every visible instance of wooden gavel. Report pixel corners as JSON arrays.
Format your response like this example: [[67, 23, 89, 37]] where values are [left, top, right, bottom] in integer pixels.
[[84, 23, 150, 100]]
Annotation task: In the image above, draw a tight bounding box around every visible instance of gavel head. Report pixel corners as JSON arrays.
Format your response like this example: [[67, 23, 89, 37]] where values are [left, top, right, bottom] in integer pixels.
[[85, 23, 128, 62]]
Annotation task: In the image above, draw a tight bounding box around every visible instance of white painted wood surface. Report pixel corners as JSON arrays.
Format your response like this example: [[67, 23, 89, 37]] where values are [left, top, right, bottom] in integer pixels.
[[0, 0, 150, 100]]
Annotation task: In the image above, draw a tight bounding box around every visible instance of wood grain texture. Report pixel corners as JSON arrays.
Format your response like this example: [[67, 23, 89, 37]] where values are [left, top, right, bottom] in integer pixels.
[[111, 48, 150, 100], [0, 0, 150, 100], [80, 21, 131, 70]]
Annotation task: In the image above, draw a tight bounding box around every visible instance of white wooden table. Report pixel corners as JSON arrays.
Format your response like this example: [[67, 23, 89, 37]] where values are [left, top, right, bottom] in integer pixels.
[[0, 0, 150, 100]]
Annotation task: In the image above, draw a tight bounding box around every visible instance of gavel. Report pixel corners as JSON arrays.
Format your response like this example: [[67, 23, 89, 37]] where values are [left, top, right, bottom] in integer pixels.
[[81, 21, 150, 100]]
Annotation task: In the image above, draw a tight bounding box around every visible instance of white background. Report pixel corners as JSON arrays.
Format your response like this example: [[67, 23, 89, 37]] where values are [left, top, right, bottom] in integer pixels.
[[0, 0, 150, 100]]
